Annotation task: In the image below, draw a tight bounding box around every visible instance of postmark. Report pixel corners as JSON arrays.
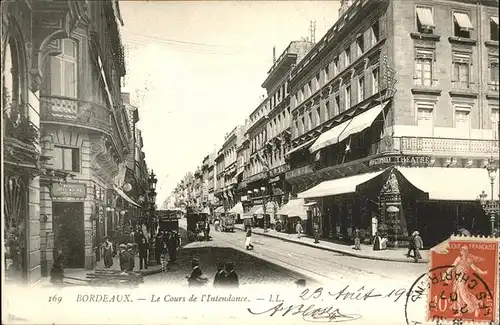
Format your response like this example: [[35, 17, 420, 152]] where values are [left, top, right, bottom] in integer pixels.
[[426, 236, 499, 324]]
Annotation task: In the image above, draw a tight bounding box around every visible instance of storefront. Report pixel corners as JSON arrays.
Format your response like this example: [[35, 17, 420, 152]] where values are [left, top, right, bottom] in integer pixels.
[[297, 158, 499, 248]]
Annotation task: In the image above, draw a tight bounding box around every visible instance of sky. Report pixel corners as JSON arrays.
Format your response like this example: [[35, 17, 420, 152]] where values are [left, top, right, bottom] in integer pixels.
[[119, 1, 340, 206]]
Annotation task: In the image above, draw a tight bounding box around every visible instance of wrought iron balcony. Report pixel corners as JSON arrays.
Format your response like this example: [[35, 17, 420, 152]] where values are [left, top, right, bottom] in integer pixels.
[[396, 136, 498, 157], [40, 95, 111, 134]]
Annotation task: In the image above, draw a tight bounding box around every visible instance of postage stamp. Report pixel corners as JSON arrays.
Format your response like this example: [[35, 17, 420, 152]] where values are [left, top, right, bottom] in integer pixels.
[[427, 236, 500, 324]]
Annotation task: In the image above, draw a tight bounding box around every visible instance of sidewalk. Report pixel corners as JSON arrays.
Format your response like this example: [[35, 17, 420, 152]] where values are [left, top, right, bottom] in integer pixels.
[[234, 224, 429, 263], [37, 254, 163, 287]]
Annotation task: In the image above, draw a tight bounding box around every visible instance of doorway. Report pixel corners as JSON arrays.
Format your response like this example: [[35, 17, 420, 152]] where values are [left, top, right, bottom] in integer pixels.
[[52, 202, 85, 268]]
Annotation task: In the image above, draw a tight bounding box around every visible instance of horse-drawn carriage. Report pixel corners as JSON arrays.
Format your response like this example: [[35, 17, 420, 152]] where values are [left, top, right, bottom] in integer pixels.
[[186, 213, 208, 241]]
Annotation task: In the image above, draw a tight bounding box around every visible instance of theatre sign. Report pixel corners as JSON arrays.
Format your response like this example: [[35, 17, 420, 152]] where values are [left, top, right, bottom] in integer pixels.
[[368, 155, 431, 167]]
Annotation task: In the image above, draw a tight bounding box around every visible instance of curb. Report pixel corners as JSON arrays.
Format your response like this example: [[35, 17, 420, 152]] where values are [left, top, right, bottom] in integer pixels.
[[235, 226, 429, 264]]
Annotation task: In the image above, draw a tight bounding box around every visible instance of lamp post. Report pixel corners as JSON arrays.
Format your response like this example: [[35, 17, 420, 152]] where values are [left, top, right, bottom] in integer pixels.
[[147, 170, 157, 264], [478, 158, 499, 236]]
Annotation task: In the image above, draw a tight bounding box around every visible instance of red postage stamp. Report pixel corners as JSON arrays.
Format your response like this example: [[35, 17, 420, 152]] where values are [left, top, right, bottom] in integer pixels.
[[427, 236, 499, 324]]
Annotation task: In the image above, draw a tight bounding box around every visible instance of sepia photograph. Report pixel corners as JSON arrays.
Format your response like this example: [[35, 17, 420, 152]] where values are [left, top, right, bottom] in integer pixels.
[[2, 0, 500, 324]]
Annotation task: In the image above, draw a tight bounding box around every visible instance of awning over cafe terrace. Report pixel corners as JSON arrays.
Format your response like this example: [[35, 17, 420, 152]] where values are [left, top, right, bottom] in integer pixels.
[[397, 167, 500, 201], [285, 138, 317, 157], [277, 198, 308, 220], [229, 202, 244, 215], [113, 186, 140, 207], [309, 101, 388, 153], [297, 171, 386, 199]]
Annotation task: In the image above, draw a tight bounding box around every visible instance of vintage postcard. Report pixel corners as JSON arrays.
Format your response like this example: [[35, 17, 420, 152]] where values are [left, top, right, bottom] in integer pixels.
[[2, 0, 500, 324]]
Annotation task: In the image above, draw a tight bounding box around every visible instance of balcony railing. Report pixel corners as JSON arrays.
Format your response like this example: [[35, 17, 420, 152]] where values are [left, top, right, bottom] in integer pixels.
[[396, 136, 498, 157], [40, 95, 110, 134]]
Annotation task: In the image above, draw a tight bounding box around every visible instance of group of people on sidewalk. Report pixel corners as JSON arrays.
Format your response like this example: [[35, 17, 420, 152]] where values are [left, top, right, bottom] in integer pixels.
[[154, 230, 182, 271], [186, 258, 239, 288]]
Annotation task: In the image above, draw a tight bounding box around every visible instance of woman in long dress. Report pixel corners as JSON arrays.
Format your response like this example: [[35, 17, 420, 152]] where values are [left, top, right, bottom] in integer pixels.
[[103, 237, 114, 268], [445, 245, 488, 317]]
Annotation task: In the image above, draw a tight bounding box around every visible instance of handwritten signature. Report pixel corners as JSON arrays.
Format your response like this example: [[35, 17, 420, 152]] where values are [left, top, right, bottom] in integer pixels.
[[248, 302, 363, 323]]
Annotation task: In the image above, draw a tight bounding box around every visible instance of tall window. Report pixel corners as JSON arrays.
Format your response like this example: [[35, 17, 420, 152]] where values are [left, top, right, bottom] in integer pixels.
[[333, 56, 339, 75], [53, 146, 80, 172], [491, 17, 499, 41], [358, 76, 365, 102], [489, 56, 499, 91], [356, 35, 364, 56], [371, 21, 380, 45], [415, 50, 433, 86], [315, 73, 321, 91], [454, 104, 471, 133], [301, 115, 305, 134], [2, 39, 20, 120], [335, 93, 341, 113], [372, 66, 380, 95], [294, 119, 299, 138], [325, 100, 330, 121], [345, 47, 351, 66], [492, 107, 499, 140], [345, 85, 351, 111], [415, 6, 435, 34], [416, 101, 434, 133], [308, 111, 313, 130], [315, 106, 321, 126], [50, 39, 78, 98], [452, 52, 471, 89], [453, 11, 473, 38], [324, 64, 330, 82]]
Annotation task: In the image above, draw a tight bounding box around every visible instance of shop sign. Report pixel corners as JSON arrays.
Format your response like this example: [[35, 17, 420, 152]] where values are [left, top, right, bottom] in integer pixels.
[[270, 164, 290, 177], [368, 155, 431, 167], [51, 183, 87, 198]]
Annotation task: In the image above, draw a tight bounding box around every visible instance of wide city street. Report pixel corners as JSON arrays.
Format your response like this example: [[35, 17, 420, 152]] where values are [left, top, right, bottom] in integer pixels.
[[146, 219, 427, 287]]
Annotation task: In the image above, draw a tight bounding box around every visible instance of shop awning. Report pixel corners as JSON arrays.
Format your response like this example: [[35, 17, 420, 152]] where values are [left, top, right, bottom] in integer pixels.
[[491, 16, 499, 25], [277, 198, 308, 220], [229, 202, 243, 214], [113, 186, 140, 207], [242, 205, 260, 218], [286, 138, 317, 156], [297, 171, 385, 199], [453, 12, 473, 30], [309, 102, 387, 153], [416, 7, 435, 28], [397, 167, 500, 201], [214, 206, 225, 213]]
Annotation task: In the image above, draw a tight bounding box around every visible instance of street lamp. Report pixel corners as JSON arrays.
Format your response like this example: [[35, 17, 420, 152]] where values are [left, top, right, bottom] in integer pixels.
[[478, 158, 499, 236]]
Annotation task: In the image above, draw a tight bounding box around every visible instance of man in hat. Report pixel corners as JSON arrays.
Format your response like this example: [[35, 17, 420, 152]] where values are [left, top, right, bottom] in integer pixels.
[[168, 231, 180, 263], [119, 244, 130, 271], [213, 262, 226, 288], [126, 243, 135, 271], [138, 233, 149, 270], [413, 231, 423, 263], [245, 226, 254, 250], [224, 262, 239, 288], [187, 258, 207, 287]]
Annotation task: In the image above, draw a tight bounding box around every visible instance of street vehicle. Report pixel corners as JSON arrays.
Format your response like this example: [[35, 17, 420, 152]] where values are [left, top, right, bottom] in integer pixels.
[[220, 214, 235, 232], [157, 209, 180, 232], [186, 213, 207, 241]]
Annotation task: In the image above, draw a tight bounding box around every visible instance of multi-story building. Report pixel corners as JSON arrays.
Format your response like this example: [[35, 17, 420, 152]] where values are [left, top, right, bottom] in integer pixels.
[[261, 41, 314, 213], [242, 98, 272, 225], [220, 126, 245, 213], [285, 0, 499, 246], [3, 0, 141, 283], [214, 148, 225, 209]]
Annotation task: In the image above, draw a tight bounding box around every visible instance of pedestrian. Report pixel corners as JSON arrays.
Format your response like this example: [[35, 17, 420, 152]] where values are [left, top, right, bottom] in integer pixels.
[[154, 234, 163, 265], [102, 237, 114, 268], [245, 226, 254, 250], [213, 262, 226, 288], [138, 234, 149, 270], [50, 250, 64, 285], [168, 231, 180, 263], [406, 232, 416, 258], [204, 221, 211, 241], [126, 243, 135, 271], [373, 232, 382, 251], [296, 221, 303, 239], [119, 244, 130, 271], [353, 228, 361, 250], [187, 258, 208, 287], [214, 218, 220, 232], [223, 262, 239, 288], [313, 221, 320, 244], [413, 231, 423, 263]]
